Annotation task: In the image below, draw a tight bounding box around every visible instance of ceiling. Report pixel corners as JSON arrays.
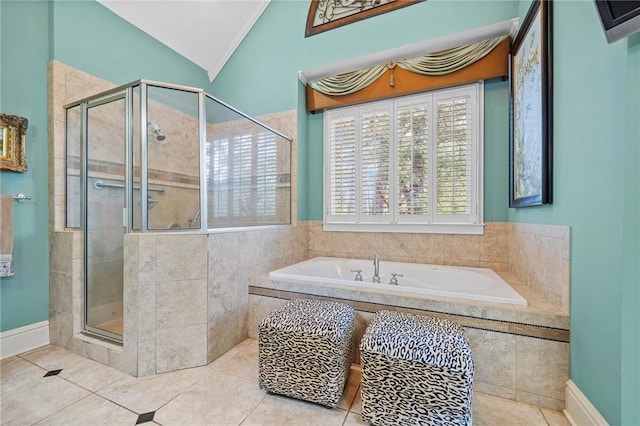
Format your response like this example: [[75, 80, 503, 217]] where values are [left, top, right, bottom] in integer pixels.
[[98, 0, 270, 82]]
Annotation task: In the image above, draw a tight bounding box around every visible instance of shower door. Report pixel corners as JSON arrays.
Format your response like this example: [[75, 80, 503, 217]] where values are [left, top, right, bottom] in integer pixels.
[[84, 93, 127, 342]]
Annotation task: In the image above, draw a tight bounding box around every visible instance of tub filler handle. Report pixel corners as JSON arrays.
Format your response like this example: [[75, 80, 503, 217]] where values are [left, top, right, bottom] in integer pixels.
[[389, 273, 404, 285], [350, 269, 363, 281]]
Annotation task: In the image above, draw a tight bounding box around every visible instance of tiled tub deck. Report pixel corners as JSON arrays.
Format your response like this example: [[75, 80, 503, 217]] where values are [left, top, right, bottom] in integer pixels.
[[248, 270, 569, 411]]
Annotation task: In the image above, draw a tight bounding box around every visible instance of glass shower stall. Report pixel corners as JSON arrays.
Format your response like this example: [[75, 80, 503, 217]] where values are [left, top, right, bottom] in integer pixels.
[[65, 80, 291, 343]]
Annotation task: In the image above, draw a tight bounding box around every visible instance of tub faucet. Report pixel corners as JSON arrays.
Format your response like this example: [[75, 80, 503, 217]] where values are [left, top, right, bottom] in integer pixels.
[[373, 253, 381, 283]]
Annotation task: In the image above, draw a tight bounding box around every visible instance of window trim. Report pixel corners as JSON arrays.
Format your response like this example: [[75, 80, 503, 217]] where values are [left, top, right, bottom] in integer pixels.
[[323, 82, 484, 234]]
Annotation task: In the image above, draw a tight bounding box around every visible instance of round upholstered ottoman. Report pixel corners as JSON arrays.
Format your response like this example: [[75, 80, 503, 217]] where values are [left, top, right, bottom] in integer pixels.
[[258, 298, 356, 408], [360, 310, 474, 426]]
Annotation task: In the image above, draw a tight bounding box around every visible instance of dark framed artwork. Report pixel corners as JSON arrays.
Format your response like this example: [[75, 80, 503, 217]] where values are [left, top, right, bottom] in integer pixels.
[[509, 0, 553, 208], [305, 0, 423, 37]]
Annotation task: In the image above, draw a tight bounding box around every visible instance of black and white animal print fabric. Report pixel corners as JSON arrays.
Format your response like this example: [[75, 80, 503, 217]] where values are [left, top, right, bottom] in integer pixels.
[[360, 311, 475, 426], [258, 299, 356, 408]]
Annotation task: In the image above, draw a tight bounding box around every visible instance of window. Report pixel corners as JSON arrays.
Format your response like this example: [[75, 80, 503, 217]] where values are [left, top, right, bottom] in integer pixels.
[[324, 82, 483, 233], [207, 131, 278, 226]]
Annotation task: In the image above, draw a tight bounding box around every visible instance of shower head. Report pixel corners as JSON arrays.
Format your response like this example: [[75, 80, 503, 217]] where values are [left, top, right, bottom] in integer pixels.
[[149, 122, 166, 141]]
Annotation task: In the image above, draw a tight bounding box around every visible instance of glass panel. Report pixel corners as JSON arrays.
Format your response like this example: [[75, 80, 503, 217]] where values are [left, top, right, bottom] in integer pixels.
[[66, 105, 82, 228], [146, 86, 200, 230], [205, 96, 291, 228], [85, 96, 125, 340]]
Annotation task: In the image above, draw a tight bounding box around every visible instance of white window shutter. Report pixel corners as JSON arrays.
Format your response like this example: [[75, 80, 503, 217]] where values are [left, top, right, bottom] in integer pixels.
[[434, 86, 478, 223], [232, 134, 253, 217], [210, 138, 230, 219], [256, 132, 277, 216], [360, 107, 391, 220], [323, 82, 482, 233], [396, 98, 431, 222], [327, 113, 357, 220]]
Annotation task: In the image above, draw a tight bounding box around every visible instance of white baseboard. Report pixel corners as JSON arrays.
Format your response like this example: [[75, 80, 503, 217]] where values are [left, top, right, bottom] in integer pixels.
[[565, 380, 609, 426], [0, 321, 50, 359]]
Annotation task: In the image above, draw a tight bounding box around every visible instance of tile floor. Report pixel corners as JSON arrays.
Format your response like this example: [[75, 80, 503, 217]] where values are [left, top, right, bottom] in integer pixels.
[[1, 339, 570, 426]]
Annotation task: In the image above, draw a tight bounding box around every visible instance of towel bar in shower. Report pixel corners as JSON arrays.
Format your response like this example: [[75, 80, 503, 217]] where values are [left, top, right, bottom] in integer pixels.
[[93, 180, 165, 193]]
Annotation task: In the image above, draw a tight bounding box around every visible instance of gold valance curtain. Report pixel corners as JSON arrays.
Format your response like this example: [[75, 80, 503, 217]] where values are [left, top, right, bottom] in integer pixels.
[[305, 35, 510, 112], [309, 36, 507, 96]]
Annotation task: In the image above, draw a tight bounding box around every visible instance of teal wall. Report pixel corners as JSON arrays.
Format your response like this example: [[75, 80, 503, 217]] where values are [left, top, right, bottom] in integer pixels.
[[509, 1, 639, 424], [621, 33, 639, 426], [51, 1, 210, 88], [0, 0, 210, 333], [211, 0, 516, 221], [2, 0, 637, 422], [0, 0, 51, 332]]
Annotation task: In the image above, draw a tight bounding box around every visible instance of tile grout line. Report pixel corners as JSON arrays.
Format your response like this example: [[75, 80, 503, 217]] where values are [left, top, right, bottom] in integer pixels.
[[237, 391, 268, 425]]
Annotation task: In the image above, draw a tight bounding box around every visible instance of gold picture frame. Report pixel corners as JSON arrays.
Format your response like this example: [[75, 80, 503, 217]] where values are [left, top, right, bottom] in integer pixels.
[[0, 113, 28, 173]]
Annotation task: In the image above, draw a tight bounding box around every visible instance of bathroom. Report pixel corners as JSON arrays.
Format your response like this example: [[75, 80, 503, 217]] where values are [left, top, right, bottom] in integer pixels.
[[1, 0, 639, 425]]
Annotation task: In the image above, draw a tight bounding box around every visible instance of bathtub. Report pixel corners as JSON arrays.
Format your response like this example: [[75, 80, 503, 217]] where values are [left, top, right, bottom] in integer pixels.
[[269, 257, 527, 306]]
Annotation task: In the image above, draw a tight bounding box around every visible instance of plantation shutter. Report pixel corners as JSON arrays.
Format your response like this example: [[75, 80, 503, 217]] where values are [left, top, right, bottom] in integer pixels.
[[434, 87, 478, 222], [327, 113, 357, 220], [396, 95, 431, 221], [256, 132, 277, 216], [324, 82, 482, 233], [360, 106, 391, 220], [232, 134, 253, 217], [209, 138, 230, 219]]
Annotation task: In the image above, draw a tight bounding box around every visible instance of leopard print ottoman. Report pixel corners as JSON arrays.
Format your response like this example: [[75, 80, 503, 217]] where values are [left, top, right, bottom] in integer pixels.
[[258, 299, 356, 408], [360, 311, 475, 426]]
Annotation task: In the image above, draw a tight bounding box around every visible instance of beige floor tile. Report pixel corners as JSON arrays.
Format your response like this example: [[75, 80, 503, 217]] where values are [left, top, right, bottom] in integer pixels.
[[155, 369, 266, 425], [2, 340, 570, 426], [241, 394, 348, 426], [210, 338, 259, 379], [343, 411, 368, 426], [34, 394, 138, 425], [472, 393, 547, 426], [1, 375, 90, 425], [97, 365, 209, 414], [336, 367, 361, 411], [350, 389, 362, 415], [19, 345, 87, 371], [60, 358, 129, 392], [208, 339, 246, 367], [541, 407, 570, 426], [1, 356, 47, 393]]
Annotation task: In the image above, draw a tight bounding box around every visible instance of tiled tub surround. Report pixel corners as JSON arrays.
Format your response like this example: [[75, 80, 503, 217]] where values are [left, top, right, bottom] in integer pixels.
[[248, 271, 569, 410], [510, 223, 571, 313], [308, 221, 571, 314]]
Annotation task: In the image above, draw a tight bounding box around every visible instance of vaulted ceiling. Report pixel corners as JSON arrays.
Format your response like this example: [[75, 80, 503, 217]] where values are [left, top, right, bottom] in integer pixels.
[[98, 1, 270, 81]]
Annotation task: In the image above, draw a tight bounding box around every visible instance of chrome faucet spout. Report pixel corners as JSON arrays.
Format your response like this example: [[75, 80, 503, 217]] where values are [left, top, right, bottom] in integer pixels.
[[373, 253, 381, 283]]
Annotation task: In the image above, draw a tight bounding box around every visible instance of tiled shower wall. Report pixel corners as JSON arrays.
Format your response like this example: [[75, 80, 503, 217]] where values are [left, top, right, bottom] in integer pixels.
[[122, 225, 308, 376]]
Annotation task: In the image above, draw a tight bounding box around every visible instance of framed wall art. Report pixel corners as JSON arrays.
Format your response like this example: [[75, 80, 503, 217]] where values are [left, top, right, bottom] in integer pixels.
[[305, 0, 423, 37], [509, 0, 553, 208], [0, 113, 28, 173]]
